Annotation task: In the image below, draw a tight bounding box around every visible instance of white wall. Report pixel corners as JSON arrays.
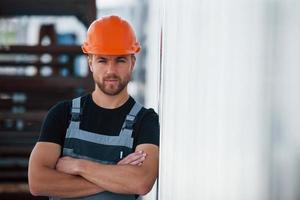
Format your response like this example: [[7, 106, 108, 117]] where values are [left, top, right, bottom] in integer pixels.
[[144, 0, 300, 199], [159, 1, 268, 199]]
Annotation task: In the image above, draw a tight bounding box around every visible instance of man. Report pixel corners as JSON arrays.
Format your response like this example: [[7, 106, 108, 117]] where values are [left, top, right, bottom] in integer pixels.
[[28, 15, 159, 200]]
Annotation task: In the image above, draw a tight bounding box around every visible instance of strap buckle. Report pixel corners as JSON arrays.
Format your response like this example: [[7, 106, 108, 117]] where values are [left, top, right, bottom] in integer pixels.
[[71, 112, 81, 121], [124, 115, 135, 129]]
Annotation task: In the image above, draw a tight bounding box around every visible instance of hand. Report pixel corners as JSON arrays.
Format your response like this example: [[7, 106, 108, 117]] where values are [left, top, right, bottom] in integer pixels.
[[56, 156, 79, 175], [117, 151, 147, 166], [56, 151, 146, 176]]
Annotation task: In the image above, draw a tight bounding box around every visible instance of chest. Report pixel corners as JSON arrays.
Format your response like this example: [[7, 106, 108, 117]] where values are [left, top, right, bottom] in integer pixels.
[[62, 97, 142, 164], [79, 111, 127, 136]]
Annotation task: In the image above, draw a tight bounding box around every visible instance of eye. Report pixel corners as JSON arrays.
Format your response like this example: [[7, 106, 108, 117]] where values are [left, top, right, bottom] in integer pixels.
[[117, 58, 126, 63], [98, 59, 106, 63]]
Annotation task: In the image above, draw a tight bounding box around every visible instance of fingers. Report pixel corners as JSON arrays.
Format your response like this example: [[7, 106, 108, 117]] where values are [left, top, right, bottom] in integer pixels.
[[117, 151, 147, 166], [117, 151, 144, 165], [127, 155, 146, 165]]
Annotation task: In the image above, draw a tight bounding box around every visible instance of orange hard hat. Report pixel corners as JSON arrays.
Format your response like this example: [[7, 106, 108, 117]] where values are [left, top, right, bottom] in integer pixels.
[[82, 15, 141, 55]]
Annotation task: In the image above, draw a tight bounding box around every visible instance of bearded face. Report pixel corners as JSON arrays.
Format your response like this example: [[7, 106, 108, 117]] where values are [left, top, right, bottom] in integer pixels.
[[94, 72, 131, 96], [89, 54, 135, 96]]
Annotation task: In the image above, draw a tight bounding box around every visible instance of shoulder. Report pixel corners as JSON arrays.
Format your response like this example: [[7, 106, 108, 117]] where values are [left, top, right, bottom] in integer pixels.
[[133, 106, 160, 147], [39, 100, 71, 145], [38, 95, 89, 145], [45, 93, 90, 121], [42, 100, 72, 128], [50, 100, 71, 112], [46, 100, 71, 120], [138, 107, 159, 123]]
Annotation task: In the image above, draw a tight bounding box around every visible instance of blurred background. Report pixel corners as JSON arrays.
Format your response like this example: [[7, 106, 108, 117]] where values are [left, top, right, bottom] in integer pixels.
[[1, 0, 300, 200]]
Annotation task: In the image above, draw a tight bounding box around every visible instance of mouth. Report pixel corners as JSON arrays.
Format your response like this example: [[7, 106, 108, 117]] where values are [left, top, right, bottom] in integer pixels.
[[104, 79, 119, 85], [105, 79, 118, 82]]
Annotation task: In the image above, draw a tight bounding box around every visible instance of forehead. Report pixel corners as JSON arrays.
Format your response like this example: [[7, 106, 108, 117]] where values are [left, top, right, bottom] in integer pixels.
[[93, 54, 131, 59]]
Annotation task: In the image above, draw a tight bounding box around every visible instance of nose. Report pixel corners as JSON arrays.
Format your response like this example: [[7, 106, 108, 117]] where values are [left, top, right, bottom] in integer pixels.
[[106, 61, 117, 74]]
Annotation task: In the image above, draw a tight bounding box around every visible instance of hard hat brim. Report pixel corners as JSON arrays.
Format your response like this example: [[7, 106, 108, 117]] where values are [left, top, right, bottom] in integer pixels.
[[81, 44, 141, 55]]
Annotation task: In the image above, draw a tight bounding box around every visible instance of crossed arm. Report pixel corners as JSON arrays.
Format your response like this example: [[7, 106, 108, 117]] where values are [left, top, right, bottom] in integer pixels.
[[56, 143, 159, 195], [28, 142, 158, 198]]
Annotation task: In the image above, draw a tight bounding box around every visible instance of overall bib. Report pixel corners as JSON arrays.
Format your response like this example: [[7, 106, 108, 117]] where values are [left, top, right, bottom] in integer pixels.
[[50, 97, 142, 200]]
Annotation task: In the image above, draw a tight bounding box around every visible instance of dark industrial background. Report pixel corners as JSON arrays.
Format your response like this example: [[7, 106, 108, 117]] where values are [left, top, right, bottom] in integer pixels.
[[0, 1, 96, 199]]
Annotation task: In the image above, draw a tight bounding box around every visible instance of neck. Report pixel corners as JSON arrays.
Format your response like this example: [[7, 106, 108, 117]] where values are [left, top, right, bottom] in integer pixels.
[[92, 87, 129, 109]]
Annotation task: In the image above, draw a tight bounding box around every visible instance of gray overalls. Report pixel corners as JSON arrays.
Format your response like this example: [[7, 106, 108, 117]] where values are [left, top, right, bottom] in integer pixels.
[[50, 96, 142, 200]]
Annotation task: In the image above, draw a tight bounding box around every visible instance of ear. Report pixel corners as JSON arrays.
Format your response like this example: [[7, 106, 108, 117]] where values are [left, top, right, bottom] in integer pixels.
[[88, 55, 93, 72], [130, 54, 136, 71]]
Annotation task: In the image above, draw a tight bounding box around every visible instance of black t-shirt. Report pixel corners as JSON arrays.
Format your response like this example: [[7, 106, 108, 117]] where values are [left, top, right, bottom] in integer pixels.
[[39, 94, 159, 151]]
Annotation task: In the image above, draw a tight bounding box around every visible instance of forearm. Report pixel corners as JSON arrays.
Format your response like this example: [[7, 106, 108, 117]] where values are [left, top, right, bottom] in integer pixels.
[[29, 165, 104, 198], [54, 144, 159, 195], [77, 160, 153, 195]]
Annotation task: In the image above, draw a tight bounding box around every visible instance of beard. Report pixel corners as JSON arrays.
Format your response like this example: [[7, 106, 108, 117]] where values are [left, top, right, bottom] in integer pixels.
[[94, 74, 131, 96]]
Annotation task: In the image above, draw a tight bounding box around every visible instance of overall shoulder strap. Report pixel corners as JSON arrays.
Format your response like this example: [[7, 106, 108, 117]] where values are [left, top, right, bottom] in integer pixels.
[[120, 102, 143, 139], [124, 102, 143, 129], [70, 97, 82, 121]]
